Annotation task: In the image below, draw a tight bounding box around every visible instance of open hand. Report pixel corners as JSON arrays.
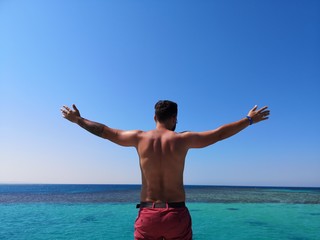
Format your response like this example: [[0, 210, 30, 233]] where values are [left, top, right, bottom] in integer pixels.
[[61, 104, 81, 123], [247, 105, 270, 124]]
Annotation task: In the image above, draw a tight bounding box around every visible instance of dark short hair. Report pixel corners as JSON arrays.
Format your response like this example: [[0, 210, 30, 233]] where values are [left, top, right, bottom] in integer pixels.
[[154, 100, 178, 122]]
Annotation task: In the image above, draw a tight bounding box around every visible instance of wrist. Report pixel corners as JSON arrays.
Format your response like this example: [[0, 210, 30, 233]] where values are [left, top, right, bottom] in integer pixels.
[[246, 116, 253, 125], [74, 116, 82, 124]]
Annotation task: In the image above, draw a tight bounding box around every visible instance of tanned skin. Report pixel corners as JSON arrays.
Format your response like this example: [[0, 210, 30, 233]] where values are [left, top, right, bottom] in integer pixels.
[[61, 104, 270, 203]]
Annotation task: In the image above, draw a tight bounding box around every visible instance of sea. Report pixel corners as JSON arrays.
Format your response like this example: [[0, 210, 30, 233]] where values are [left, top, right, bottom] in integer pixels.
[[0, 184, 319, 240]]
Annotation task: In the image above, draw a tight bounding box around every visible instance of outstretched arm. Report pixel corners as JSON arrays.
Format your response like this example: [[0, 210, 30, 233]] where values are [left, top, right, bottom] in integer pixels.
[[61, 104, 141, 147], [182, 105, 270, 149]]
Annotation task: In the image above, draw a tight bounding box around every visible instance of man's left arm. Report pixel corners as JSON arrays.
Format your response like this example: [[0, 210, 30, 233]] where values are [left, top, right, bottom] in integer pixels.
[[61, 104, 141, 147]]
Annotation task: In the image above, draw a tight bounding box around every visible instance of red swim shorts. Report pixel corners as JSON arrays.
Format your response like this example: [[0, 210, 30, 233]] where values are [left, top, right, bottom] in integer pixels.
[[134, 203, 192, 240]]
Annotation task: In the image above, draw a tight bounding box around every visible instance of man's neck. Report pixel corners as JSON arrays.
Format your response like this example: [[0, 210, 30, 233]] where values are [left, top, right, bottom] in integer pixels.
[[156, 122, 171, 131]]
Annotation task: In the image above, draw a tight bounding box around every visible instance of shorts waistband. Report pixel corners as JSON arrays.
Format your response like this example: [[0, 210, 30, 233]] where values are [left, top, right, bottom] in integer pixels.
[[136, 202, 186, 209]]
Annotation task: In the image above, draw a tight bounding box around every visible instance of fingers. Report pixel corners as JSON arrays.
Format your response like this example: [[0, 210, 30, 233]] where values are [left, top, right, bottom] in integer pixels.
[[60, 105, 72, 117], [62, 105, 71, 111], [257, 106, 270, 122], [60, 106, 69, 114], [258, 106, 270, 117], [248, 105, 270, 123], [72, 104, 78, 112], [251, 105, 270, 116], [251, 105, 258, 111], [263, 110, 270, 116], [60, 108, 67, 118], [257, 106, 268, 113], [60, 104, 80, 120]]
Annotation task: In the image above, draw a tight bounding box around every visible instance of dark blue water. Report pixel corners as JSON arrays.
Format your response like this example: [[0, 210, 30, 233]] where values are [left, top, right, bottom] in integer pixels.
[[0, 184, 319, 203]]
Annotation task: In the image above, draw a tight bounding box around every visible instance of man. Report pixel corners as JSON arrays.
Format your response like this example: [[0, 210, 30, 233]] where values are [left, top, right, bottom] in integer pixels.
[[61, 100, 270, 240]]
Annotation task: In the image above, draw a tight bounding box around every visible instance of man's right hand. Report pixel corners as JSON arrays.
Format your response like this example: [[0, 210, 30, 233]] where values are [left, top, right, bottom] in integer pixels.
[[247, 105, 270, 124], [61, 104, 81, 123]]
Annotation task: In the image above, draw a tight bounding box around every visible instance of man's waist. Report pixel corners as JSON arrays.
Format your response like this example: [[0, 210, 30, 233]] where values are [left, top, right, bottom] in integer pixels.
[[136, 202, 186, 208]]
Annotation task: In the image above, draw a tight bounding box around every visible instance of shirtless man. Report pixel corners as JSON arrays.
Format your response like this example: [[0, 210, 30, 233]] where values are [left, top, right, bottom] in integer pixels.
[[61, 100, 270, 240]]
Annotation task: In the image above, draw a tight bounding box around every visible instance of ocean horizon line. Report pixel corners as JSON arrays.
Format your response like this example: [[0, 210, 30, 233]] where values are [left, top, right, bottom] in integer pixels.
[[0, 182, 319, 189]]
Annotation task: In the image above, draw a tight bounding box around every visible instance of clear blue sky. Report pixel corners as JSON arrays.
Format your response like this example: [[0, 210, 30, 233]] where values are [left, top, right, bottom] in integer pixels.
[[1, 0, 319, 187]]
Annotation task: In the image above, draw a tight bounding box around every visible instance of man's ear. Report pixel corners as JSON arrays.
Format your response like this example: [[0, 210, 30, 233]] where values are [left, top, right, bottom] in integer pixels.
[[172, 116, 177, 123], [154, 115, 157, 122]]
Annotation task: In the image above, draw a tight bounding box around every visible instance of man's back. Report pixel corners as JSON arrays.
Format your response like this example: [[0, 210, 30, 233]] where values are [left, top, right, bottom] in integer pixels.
[[137, 129, 188, 203]]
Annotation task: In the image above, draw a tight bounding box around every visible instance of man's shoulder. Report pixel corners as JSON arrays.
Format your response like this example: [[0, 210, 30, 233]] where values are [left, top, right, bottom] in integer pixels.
[[178, 131, 191, 134], [140, 129, 182, 138]]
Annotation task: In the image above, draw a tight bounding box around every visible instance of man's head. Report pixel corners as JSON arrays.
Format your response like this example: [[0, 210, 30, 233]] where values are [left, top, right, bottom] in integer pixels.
[[154, 100, 178, 131]]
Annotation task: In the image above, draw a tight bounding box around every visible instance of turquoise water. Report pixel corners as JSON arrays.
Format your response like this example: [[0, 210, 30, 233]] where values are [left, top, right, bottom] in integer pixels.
[[191, 203, 320, 240], [1, 185, 320, 239], [1, 203, 320, 239]]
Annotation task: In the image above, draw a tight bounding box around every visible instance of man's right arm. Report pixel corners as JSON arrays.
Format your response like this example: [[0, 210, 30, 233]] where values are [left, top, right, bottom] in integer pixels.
[[181, 105, 270, 149]]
